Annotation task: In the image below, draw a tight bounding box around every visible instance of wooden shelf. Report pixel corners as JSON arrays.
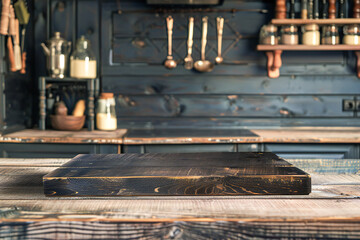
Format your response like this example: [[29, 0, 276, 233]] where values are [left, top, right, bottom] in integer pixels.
[[257, 45, 360, 51], [271, 18, 360, 25]]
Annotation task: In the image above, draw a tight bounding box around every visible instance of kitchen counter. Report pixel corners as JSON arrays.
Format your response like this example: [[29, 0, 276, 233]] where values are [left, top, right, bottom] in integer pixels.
[[1, 127, 360, 145], [0, 129, 127, 144], [124, 127, 360, 144], [1, 158, 360, 238]]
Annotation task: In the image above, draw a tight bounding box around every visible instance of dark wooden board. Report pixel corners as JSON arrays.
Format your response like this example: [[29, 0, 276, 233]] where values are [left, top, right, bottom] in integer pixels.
[[43, 153, 311, 197]]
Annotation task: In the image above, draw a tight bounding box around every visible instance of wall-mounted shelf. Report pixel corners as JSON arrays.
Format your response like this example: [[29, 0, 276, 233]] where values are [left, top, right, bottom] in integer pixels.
[[258, 45, 360, 51], [257, 45, 360, 78], [38, 77, 100, 131], [271, 18, 360, 25]]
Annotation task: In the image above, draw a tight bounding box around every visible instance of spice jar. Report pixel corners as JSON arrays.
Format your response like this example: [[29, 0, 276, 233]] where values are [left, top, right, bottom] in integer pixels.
[[302, 24, 320, 45], [281, 25, 299, 45], [260, 24, 278, 45], [322, 25, 339, 45], [343, 25, 360, 45], [96, 93, 117, 131], [70, 36, 97, 79]]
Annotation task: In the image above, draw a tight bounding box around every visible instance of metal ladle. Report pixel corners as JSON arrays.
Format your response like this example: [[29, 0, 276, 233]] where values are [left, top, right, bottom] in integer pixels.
[[164, 16, 177, 69], [215, 17, 224, 64], [194, 16, 214, 73]]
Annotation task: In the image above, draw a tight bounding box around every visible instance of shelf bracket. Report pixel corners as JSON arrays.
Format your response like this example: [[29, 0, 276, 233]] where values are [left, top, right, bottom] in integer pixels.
[[355, 51, 360, 78], [265, 50, 283, 78]]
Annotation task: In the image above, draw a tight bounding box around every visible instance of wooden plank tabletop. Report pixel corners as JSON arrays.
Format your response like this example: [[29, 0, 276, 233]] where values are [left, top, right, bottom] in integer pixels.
[[1, 157, 360, 238], [0, 158, 359, 218], [0, 129, 127, 144]]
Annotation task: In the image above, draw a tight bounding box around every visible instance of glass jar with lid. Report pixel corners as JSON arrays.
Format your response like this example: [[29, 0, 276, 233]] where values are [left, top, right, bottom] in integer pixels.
[[302, 24, 320, 46], [281, 25, 299, 45], [322, 25, 339, 45], [343, 25, 360, 45], [96, 93, 117, 131], [259, 24, 278, 45], [70, 36, 97, 79]]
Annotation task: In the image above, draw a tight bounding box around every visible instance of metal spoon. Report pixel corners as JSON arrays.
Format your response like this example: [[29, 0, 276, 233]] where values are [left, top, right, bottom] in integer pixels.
[[184, 17, 194, 70], [215, 17, 224, 64], [164, 16, 177, 69], [194, 16, 214, 73]]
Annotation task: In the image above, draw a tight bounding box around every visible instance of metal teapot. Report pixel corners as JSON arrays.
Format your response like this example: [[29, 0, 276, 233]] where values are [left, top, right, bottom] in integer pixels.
[[41, 32, 71, 78]]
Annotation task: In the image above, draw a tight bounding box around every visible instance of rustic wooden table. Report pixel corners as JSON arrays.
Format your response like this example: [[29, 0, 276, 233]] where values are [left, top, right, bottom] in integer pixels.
[[1, 157, 360, 238]]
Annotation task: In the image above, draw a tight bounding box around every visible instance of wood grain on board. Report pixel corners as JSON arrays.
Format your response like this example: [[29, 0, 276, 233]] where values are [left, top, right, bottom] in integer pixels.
[[43, 152, 311, 196]]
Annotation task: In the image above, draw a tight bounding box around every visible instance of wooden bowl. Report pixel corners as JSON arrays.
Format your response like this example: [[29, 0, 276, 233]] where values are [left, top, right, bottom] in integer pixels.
[[50, 115, 86, 131]]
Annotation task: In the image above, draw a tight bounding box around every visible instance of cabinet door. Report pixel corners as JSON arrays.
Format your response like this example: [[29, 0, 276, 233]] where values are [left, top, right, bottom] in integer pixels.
[[0, 143, 118, 158], [264, 144, 358, 159], [124, 144, 237, 153]]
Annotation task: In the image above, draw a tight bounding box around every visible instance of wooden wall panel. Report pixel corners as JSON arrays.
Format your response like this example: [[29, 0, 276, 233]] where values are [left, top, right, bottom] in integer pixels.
[[0, 0, 34, 133], [103, 75, 360, 95], [27, 0, 359, 129], [115, 95, 353, 117]]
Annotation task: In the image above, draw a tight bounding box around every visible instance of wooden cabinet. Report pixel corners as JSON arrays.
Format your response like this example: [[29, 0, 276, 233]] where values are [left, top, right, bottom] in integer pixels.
[[0, 143, 119, 158], [0, 142, 358, 160], [124, 144, 237, 153], [264, 144, 359, 159], [124, 143, 359, 159]]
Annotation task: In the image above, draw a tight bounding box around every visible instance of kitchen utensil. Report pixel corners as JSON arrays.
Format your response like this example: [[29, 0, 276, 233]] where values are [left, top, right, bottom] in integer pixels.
[[289, 0, 295, 19], [329, 0, 336, 19], [355, 0, 360, 18], [164, 16, 177, 69], [314, 0, 319, 19], [0, 0, 10, 35], [14, 0, 30, 74], [275, 0, 286, 19], [14, 19, 22, 70], [301, 0, 308, 19], [50, 115, 85, 131], [7, 5, 16, 72], [14, 0, 29, 24], [215, 17, 224, 64], [9, 5, 15, 36], [308, 0, 314, 19], [184, 17, 194, 70], [194, 17, 214, 73], [7, 37, 16, 71], [339, 0, 346, 18], [322, 0, 328, 19], [41, 32, 72, 78]]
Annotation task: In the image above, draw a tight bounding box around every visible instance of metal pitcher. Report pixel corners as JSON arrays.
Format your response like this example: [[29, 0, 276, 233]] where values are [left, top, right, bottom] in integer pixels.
[[41, 32, 71, 78]]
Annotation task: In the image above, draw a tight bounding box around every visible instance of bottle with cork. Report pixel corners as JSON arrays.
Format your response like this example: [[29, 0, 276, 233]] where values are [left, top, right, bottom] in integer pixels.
[[96, 93, 117, 131], [343, 0, 360, 45], [281, 0, 299, 45], [302, 0, 321, 46]]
